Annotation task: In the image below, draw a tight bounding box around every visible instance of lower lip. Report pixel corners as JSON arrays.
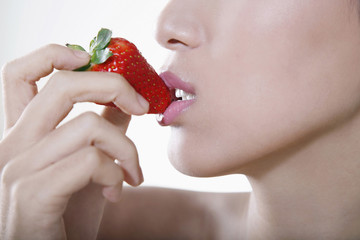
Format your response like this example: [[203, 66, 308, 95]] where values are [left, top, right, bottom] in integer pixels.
[[157, 99, 196, 126]]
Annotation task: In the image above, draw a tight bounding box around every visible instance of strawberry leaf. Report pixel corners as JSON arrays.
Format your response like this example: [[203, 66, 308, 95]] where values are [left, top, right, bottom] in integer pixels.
[[66, 44, 86, 52], [90, 28, 112, 53], [89, 37, 96, 51], [91, 48, 113, 64]]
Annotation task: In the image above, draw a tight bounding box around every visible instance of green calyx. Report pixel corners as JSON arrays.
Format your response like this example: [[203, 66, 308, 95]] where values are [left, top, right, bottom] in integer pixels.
[[66, 28, 114, 71]]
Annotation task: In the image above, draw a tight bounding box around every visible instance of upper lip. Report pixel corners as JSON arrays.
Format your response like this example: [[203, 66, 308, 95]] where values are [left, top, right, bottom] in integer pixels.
[[159, 71, 196, 95]]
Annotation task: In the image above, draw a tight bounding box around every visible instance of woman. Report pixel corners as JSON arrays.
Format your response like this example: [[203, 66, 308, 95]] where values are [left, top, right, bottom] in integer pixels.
[[1, 0, 360, 239]]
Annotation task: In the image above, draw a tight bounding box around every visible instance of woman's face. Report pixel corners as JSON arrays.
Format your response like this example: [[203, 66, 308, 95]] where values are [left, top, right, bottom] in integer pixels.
[[156, 0, 360, 177]]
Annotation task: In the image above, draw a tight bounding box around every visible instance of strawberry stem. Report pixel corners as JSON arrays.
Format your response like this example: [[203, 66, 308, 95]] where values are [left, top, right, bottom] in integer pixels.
[[66, 28, 114, 71]]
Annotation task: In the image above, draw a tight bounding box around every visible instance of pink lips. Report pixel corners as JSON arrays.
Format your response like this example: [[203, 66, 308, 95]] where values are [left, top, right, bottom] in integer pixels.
[[158, 71, 196, 126]]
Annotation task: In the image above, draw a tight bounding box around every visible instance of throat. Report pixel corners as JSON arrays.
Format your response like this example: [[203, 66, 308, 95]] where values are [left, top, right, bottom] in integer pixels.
[[244, 115, 360, 239]]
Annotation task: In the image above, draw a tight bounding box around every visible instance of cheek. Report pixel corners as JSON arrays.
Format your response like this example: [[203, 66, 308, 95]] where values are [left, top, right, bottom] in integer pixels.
[[168, 70, 360, 177], [166, 0, 360, 177], [168, 50, 360, 177]]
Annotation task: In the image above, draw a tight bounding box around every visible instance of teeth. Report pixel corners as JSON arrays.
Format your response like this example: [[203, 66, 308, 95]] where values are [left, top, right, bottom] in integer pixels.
[[156, 114, 164, 122], [175, 89, 183, 98], [175, 89, 184, 98], [175, 89, 196, 100]]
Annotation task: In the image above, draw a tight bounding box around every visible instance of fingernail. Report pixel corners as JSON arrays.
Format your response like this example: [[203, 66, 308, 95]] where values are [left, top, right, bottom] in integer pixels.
[[72, 49, 90, 59], [137, 94, 149, 112]]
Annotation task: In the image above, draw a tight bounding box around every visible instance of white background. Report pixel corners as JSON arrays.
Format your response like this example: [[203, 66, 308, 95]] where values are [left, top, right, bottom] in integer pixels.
[[0, 0, 251, 192]]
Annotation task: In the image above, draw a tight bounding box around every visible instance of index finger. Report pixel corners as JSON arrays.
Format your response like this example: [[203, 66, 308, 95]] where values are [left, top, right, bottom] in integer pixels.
[[1, 44, 90, 130]]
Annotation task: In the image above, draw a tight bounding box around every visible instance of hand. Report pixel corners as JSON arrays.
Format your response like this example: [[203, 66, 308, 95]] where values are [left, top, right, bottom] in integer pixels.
[[0, 44, 149, 240]]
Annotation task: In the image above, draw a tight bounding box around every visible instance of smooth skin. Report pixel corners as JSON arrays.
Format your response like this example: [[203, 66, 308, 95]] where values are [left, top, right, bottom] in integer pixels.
[[0, 45, 149, 239], [2, 0, 360, 239]]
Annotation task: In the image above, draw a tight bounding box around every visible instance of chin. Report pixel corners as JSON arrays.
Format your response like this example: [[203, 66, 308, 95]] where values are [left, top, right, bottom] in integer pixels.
[[166, 136, 246, 178], [167, 153, 216, 177], [166, 138, 217, 177], [167, 148, 251, 178]]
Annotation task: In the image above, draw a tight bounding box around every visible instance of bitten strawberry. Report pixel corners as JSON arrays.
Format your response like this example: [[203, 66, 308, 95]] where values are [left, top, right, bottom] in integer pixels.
[[67, 28, 172, 114]]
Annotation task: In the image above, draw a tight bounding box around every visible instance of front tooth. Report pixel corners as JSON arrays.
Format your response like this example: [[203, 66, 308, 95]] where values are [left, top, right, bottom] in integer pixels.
[[156, 114, 164, 122], [175, 89, 195, 100], [175, 89, 183, 98]]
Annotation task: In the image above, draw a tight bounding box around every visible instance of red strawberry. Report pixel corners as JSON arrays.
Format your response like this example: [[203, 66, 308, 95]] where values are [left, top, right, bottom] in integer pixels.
[[67, 28, 171, 114]]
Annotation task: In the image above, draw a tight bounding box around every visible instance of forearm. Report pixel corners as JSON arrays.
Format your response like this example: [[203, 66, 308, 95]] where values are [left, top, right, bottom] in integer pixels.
[[97, 187, 212, 240]]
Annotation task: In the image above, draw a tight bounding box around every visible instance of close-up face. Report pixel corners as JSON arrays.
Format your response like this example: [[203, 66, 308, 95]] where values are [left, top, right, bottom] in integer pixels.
[[156, 0, 360, 177]]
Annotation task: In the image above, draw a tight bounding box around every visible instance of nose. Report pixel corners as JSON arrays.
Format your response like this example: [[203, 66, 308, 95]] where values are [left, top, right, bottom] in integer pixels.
[[156, 0, 206, 51]]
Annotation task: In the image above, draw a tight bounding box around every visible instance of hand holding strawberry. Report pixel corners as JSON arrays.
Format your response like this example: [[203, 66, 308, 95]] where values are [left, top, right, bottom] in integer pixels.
[[0, 41, 148, 239], [67, 28, 172, 113]]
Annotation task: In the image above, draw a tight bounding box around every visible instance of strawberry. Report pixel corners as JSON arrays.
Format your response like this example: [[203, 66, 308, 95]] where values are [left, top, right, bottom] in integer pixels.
[[66, 28, 171, 114]]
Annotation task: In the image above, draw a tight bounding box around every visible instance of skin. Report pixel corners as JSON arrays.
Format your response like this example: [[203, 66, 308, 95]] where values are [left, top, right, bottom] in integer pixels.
[[0, 45, 149, 239], [157, 0, 360, 238], [158, 0, 360, 177], [1, 0, 360, 239]]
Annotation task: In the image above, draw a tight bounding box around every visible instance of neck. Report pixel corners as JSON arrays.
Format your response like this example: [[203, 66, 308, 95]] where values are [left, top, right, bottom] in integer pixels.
[[244, 114, 360, 239]]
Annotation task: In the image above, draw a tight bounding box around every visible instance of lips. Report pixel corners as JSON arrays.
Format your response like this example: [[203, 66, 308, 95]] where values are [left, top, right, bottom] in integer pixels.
[[157, 71, 196, 126]]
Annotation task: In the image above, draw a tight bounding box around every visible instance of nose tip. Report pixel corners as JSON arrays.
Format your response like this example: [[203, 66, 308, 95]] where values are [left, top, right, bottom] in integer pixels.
[[156, 1, 205, 51]]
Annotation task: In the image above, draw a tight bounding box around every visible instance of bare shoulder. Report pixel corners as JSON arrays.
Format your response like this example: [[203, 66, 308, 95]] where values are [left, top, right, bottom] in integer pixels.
[[97, 186, 250, 240]]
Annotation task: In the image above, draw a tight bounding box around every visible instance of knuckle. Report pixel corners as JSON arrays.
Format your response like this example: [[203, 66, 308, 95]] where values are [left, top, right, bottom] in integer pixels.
[[80, 112, 102, 133], [10, 178, 29, 199], [1, 161, 16, 187], [42, 44, 73, 68], [49, 70, 71, 89], [42, 43, 61, 54], [1, 163, 31, 200], [123, 138, 138, 159], [79, 112, 102, 130], [73, 112, 103, 145], [11, 178, 24, 193], [37, 44, 62, 68], [1, 60, 17, 83], [126, 140, 138, 159], [47, 71, 73, 101]]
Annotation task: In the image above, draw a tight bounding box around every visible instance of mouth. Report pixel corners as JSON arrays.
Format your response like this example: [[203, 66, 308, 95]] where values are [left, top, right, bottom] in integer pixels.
[[157, 71, 196, 126]]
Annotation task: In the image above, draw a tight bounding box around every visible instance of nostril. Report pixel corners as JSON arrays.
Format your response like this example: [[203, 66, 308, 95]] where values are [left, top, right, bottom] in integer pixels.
[[167, 39, 178, 44], [168, 38, 189, 47], [156, 3, 205, 50], [168, 38, 188, 46]]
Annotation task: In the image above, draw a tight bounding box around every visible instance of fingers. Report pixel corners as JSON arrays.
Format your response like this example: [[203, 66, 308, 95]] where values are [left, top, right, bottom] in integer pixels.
[[39, 146, 125, 203], [1, 44, 90, 130], [13, 70, 148, 140], [3, 112, 143, 187], [3, 147, 124, 221]]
